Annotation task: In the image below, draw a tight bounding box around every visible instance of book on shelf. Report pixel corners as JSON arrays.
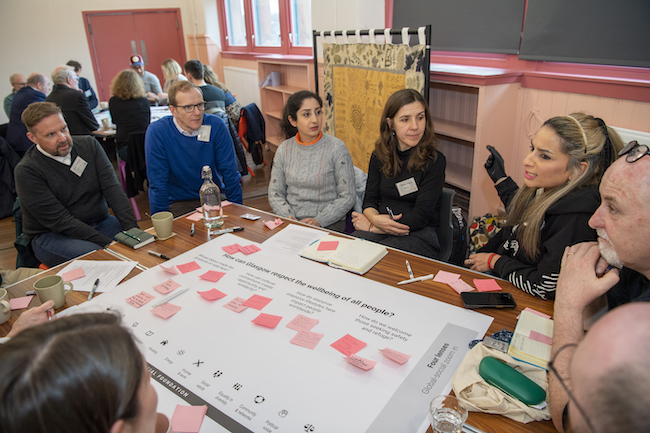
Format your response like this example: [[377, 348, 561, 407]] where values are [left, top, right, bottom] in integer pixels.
[[299, 235, 388, 275], [114, 228, 156, 249], [507, 310, 554, 370]]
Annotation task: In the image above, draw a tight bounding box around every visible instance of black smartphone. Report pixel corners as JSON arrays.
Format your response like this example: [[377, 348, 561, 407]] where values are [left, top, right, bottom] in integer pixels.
[[461, 292, 517, 309]]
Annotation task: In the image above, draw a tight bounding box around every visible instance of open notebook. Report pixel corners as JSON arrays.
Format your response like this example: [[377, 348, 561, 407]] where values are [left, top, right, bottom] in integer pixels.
[[507, 310, 554, 370], [299, 235, 388, 275]]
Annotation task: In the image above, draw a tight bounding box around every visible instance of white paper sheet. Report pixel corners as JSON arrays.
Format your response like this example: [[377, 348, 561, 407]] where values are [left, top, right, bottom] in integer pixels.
[[56, 260, 138, 293]]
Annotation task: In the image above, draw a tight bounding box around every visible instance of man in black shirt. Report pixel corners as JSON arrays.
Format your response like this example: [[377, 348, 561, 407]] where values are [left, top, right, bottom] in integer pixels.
[[183, 60, 225, 112]]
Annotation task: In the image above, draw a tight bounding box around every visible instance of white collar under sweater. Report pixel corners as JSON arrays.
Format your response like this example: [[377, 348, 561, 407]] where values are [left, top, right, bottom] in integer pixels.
[[36, 144, 72, 166]]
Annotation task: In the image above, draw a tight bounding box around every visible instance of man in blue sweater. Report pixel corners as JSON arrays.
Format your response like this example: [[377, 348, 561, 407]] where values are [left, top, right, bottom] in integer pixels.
[[145, 81, 242, 216]]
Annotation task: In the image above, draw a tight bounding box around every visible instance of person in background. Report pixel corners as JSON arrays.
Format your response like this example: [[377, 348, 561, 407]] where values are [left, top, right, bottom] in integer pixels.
[[184, 60, 225, 113], [269, 90, 355, 231], [0, 312, 162, 433], [3, 73, 25, 118], [158, 58, 187, 105], [465, 113, 624, 300], [15, 102, 137, 266], [46, 66, 99, 136], [203, 64, 242, 128], [145, 81, 242, 216], [109, 69, 151, 161], [66, 60, 98, 110], [351, 88, 446, 259], [6, 73, 51, 156], [130, 55, 163, 105]]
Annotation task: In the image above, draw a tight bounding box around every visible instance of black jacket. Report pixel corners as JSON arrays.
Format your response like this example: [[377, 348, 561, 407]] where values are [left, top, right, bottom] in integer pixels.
[[46, 84, 99, 135]]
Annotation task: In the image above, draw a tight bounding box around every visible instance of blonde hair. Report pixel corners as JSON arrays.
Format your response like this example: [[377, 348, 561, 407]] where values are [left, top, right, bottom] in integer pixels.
[[161, 59, 183, 83], [110, 69, 146, 100], [507, 112, 624, 259], [203, 65, 229, 92]]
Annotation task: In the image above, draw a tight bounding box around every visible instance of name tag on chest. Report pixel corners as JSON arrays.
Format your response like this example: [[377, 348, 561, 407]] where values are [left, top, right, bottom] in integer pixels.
[[70, 156, 88, 177], [198, 125, 211, 142], [396, 177, 418, 196]]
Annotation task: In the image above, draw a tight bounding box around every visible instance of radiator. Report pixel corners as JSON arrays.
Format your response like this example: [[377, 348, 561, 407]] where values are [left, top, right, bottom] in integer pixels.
[[223, 66, 261, 108]]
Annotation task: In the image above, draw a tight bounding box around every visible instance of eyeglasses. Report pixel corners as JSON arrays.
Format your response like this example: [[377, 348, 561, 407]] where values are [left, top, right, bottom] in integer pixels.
[[547, 343, 595, 433], [174, 102, 206, 113], [618, 140, 650, 163]]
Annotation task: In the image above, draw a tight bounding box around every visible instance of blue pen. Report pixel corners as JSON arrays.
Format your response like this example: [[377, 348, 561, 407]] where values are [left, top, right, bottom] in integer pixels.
[[386, 207, 395, 220]]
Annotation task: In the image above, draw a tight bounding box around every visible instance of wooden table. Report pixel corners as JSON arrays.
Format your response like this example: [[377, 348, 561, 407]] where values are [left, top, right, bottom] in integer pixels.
[[1, 203, 557, 433]]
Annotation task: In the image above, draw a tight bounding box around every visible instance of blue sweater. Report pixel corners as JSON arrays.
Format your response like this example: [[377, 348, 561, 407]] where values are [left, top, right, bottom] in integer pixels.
[[145, 114, 242, 213]]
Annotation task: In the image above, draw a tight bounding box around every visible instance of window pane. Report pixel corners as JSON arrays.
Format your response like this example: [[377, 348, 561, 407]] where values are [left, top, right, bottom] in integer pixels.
[[252, 0, 281, 47], [290, 0, 312, 47], [225, 0, 247, 47]]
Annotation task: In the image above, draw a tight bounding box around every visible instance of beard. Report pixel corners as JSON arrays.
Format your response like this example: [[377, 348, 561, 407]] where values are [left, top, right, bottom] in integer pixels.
[[596, 228, 623, 269]]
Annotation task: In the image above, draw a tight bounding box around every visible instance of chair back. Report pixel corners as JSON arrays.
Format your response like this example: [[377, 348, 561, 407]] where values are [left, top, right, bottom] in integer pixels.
[[436, 187, 455, 262]]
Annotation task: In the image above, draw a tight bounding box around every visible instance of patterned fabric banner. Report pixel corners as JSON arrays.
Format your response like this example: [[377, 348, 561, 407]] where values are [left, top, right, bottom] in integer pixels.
[[322, 42, 427, 172]]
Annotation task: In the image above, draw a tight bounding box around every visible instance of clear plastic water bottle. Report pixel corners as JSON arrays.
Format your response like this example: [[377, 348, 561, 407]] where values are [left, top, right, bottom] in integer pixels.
[[199, 165, 224, 229]]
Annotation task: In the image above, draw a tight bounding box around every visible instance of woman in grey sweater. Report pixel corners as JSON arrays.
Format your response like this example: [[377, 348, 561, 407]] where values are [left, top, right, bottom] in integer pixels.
[[268, 91, 355, 231]]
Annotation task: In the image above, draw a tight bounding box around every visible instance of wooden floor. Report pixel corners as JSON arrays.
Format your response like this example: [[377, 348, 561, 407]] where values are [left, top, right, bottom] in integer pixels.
[[0, 148, 275, 271]]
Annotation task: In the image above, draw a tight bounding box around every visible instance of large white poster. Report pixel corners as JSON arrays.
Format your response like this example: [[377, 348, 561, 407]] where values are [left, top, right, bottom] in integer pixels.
[[89, 234, 493, 432]]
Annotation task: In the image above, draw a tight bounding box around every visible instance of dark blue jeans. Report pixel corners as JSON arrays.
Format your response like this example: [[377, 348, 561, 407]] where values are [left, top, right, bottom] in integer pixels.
[[31, 215, 123, 266]]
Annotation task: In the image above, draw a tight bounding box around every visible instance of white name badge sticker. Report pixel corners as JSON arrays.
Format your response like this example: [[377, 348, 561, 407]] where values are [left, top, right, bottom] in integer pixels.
[[198, 125, 211, 142], [85, 89, 92, 98], [396, 177, 418, 197], [70, 156, 88, 177]]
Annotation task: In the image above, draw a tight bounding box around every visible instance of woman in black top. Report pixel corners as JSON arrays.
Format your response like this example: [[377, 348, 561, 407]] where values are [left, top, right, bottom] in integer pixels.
[[109, 69, 150, 161]]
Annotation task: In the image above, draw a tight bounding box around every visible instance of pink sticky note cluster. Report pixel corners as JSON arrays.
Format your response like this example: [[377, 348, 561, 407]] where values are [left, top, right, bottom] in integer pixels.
[[9, 296, 33, 310], [152, 303, 181, 319], [331, 334, 367, 357], [473, 278, 502, 292], [62, 267, 85, 281], [198, 288, 227, 301], [195, 201, 231, 213], [433, 270, 461, 284], [286, 314, 319, 332], [264, 218, 283, 230], [185, 212, 203, 221], [243, 294, 272, 310], [223, 297, 248, 312], [176, 261, 201, 274], [171, 405, 208, 433], [222, 243, 261, 255], [252, 313, 283, 328], [126, 291, 155, 308], [199, 270, 226, 282], [290, 330, 324, 350], [317, 240, 339, 251], [347, 354, 377, 371], [153, 279, 181, 295], [379, 347, 411, 365]]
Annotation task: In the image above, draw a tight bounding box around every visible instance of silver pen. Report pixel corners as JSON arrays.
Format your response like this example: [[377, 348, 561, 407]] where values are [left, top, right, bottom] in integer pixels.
[[152, 287, 189, 308], [88, 278, 99, 300]]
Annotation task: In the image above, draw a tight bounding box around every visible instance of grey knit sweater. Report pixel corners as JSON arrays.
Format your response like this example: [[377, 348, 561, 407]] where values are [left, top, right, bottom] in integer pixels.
[[269, 133, 356, 227]]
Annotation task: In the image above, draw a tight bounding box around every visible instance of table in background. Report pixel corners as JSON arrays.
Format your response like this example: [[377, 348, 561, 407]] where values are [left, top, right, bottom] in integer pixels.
[[1, 203, 557, 433]]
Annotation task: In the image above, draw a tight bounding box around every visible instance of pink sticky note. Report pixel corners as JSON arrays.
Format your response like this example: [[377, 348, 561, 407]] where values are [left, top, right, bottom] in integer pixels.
[[159, 264, 179, 275], [222, 244, 240, 255], [62, 267, 85, 281], [200, 270, 226, 282], [198, 288, 227, 301], [517, 307, 552, 320], [9, 296, 33, 310], [347, 354, 377, 371], [152, 303, 181, 319], [379, 347, 411, 365], [243, 294, 272, 310], [252, 313, 283, 328], [433, 270, 461, 284], [171, 405, 208, 433], [185, 212, 203, 221], [317, 240, 339, 251], [331, 334, 367, 357], [264, 218, 283, 230], [126, 291, 155, 308], [286, 314, 319, 331], [290, 330, 324, 349], [177, 261, 201, 274], [473, 278, 502, 292], [529, 330, 553, 345], [223, 297, 248, 312], [239, 244, 261, 255], [153, 279, 181, 295], [447, 279, 475, 294], [195, 201, 231, 213]]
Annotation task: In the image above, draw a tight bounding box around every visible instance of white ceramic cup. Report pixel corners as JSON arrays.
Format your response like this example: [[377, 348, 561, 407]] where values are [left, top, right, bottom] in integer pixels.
[[33, 275, 73, 309], [0, 289, 12, 325], [151, 211, 173, 239]]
